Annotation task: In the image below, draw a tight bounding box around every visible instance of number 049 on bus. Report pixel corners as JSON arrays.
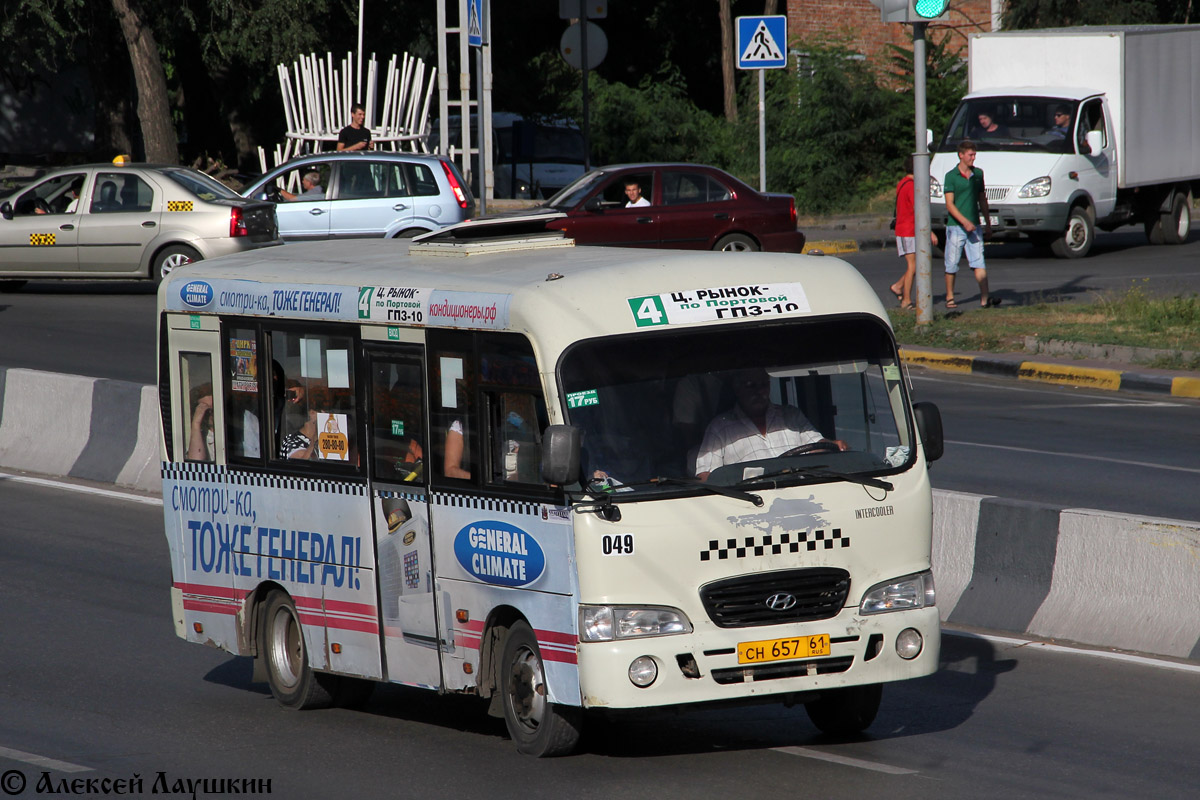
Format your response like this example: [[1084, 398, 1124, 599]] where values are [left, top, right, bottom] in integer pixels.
[[738, 634, 831, 664]]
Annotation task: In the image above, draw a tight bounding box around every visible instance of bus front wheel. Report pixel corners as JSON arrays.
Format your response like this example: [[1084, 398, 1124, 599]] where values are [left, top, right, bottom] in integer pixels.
[[500, 620, 582, 757], [260, 590, 334, 710], [804, 683, 882, 737]]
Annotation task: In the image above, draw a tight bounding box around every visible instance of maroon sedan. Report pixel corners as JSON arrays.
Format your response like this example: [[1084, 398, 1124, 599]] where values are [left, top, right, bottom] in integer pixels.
[[535, 163, 806, 252]]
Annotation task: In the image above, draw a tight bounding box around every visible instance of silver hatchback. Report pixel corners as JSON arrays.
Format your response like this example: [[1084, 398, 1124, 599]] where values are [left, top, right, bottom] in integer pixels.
[[0, 161, 280, 290], [242, 152, 475, 241]]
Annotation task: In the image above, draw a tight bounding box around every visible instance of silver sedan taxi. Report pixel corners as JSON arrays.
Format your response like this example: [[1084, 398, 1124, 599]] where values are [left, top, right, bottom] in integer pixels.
[[0, 160, 280, 291]]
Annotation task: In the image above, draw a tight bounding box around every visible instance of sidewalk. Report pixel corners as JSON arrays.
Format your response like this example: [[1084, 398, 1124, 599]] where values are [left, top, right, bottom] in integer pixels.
[[799, 213, 895, 254]]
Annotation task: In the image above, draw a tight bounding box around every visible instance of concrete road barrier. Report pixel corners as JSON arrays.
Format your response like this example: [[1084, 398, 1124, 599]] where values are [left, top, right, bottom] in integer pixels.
[[2, 366, 1198, 661]]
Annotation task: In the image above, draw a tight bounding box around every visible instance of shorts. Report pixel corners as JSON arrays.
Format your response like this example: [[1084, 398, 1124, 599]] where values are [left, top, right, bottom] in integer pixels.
[[896, 236, 916, 256], [944, 225, 985, 274]]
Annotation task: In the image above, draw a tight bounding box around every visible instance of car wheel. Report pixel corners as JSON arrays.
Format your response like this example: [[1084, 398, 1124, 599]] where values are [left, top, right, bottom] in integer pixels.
[[805, 683, 883, 737], [394, 228, 431, 239], [500, 620, 582, 757], [1050, 206, 1094, 259], [714, 233, 759, 252], [0, 280, 28, 293], [152, 244, 202, 285]]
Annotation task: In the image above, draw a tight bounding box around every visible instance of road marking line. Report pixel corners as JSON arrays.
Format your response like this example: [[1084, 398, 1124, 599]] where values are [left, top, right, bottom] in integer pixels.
[[944, 630, 1200, 676], [773, 746, 917, 774], [0, 745, 91, 773], [0, 471, 162, 506], [945, 440, 1200, 476]]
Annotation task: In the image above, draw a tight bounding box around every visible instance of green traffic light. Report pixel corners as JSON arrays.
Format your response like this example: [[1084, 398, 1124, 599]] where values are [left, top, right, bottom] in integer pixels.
[[913, 0, 947, 18]]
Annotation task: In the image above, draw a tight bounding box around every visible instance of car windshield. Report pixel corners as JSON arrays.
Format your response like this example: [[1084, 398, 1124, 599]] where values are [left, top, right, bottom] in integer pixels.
[[545, 170, 607, 209], [559, 317, 914, 496], [938, 96, 1081, 154], [161, 168, 241, 201]]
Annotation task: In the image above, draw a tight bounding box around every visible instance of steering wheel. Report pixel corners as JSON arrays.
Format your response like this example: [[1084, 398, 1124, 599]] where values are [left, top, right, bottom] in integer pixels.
[[779, 440, 842, 458], [265, 185, 283, 203], [33, 198, 50, 215]]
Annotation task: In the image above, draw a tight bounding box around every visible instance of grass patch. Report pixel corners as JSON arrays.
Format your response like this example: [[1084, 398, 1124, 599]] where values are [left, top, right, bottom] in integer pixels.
[[890, 285, 1200, 364]]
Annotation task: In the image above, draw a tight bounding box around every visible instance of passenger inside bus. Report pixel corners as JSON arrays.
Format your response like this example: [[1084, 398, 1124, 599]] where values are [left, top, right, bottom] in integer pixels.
[[279, 379, 318, 459], [186, 388, 215, 462]]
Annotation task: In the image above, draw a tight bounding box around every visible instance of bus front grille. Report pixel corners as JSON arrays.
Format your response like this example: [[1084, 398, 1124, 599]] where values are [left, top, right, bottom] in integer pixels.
[[710, 656, 854, 685], [699, 568, 851, 628]]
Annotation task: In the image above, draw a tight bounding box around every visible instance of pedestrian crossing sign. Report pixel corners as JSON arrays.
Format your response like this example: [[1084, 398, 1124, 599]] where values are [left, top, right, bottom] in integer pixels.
[[468, 0, 483, 47], [736, 15, 787, 70]]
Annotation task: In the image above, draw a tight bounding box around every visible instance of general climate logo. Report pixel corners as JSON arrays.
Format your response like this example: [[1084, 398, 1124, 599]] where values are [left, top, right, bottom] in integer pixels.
[[453, 521, 545, 587], [180, 280, 214, 308]]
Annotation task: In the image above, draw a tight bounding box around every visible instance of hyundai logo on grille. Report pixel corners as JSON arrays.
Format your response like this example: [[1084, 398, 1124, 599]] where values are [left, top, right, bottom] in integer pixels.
[[764, 593, 798, 611]]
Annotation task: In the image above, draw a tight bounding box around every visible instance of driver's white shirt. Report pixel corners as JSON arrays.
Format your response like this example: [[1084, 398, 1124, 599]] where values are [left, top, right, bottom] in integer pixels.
[[694, 404, 821, 476]]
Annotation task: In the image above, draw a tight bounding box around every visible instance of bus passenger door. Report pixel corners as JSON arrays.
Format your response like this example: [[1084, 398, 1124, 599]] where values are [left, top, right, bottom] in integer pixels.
[[161, 316, 241, 652], [365, 341, 444, 688]]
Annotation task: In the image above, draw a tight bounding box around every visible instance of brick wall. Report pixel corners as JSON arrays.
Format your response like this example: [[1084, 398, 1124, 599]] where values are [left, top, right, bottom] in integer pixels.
[[786, 0, 996, 64]]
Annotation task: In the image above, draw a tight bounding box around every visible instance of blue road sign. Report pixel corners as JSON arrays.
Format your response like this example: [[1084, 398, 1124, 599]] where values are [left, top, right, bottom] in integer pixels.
[[736, 15, 787, 70], [468, 0, 483, 47]]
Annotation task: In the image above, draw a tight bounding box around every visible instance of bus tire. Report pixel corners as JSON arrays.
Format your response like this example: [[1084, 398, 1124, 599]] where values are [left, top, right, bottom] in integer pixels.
[[714, 233, 759, 252], [804, 683, 882, 737], [260, 590, 334, 710], [500, 620, 582, 757]]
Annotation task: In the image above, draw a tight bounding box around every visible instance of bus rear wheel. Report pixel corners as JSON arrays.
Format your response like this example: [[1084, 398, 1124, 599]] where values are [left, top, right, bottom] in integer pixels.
[[260, 590, 334, 710], [500, 620, 582, 757], [805, 683, 882, 737]]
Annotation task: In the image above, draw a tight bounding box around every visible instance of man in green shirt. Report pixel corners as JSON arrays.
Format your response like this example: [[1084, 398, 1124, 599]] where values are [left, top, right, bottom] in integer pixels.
[[944, 140, 997, 309]]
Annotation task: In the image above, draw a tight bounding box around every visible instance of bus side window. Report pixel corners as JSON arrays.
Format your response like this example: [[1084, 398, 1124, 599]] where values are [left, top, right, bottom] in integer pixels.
[[431, 349, 476, 481], [181, 352, 215, 463], [225, 327, 263, 460], [487, 391, 546, 485], [371, 358, 426, 483], [269, 329, 358, 466]]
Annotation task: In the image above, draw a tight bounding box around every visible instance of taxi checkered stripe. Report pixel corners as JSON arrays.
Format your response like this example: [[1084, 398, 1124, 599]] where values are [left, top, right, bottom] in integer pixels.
[[376, 488, 425, 502], [166, 200, 193, 212], [30, 233, 56, 246], [700, 528, 848, 561], [432, 492, 540, 517]]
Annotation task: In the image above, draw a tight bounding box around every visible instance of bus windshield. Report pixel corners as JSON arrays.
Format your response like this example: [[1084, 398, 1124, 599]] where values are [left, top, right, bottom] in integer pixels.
[[939, 96, 1081, 154], [559, 317, 913, 494]]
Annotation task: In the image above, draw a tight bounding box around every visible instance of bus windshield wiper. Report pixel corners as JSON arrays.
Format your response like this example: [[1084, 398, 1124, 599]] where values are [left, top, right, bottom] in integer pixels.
[[738, 466, 893, 492], [649, 476, 763, 507]]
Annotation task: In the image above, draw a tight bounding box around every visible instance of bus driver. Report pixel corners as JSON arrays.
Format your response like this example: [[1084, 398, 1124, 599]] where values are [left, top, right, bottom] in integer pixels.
[[694, 369, 847, 481]]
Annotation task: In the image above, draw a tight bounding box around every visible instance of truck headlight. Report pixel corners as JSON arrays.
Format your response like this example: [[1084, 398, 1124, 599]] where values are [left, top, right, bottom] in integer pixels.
[[579, 605, 693, 642], [929, 176, 942, 199], [1018, 176, 1052, 198], [860, 571, 936, 615]]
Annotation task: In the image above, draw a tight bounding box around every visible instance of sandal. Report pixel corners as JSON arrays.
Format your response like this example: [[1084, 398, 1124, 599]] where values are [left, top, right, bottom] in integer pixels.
[[890, 286, 904, 304], [985, 296, 1002, 307], [899, 302, 914, 310], [945, 299, 958, 309]]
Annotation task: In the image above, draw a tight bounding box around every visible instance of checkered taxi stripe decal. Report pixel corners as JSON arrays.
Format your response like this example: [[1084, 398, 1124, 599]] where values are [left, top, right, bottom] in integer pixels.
[[162, 462, 366, 496], [700, 529, 849, 561], [431, 491, 541, 518], [167, 200, 194, 212], [30, 233, 56, 246]]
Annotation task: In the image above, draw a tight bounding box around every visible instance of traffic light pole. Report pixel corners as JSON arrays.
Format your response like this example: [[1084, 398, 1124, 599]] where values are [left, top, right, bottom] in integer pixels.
[[912, 21, 933, 325]]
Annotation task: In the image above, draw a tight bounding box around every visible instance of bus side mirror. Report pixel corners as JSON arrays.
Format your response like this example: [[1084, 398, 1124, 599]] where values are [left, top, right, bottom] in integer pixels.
[[541, 424, 581, 485], [0, 201, 11, 221], [913, 402, 943, 463]]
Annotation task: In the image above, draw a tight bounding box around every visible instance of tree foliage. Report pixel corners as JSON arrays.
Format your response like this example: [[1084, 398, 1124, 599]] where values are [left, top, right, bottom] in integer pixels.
[[1001, 0, 1195, 27]]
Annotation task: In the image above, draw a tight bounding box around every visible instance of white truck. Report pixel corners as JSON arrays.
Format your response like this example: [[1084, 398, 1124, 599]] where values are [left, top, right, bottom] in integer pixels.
[[930, 25, 1200, 258]]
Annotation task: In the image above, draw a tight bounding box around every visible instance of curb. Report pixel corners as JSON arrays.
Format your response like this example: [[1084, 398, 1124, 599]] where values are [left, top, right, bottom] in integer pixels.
[[1, 365, 1198, 662], [901, 347, 1200, 398]]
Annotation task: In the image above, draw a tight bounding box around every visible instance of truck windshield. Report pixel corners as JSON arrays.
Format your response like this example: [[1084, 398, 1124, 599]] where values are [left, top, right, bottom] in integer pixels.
[[559, 317, 914, 495], [939, 97, 1081, 154]]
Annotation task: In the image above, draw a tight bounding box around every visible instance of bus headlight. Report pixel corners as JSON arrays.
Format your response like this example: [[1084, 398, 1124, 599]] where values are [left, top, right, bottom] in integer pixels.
[[1018, 176, 1052, 198], [859, 571, 936, 615], [579, 605, 693, 642]]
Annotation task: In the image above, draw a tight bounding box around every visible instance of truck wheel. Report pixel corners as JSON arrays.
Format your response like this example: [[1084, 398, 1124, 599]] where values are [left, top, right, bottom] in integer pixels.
[[1144, 213, 1165, 246], [1161, 191, 1192, 245], [500, 620, 582, 757], [260, 590, 334, 710], [1050, 206, 1094, 259], [805, 683, 883, 736]]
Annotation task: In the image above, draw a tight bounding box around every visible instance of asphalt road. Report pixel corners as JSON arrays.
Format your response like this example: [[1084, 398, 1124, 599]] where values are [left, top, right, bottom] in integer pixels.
[[2, 476, 1199, 799]]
